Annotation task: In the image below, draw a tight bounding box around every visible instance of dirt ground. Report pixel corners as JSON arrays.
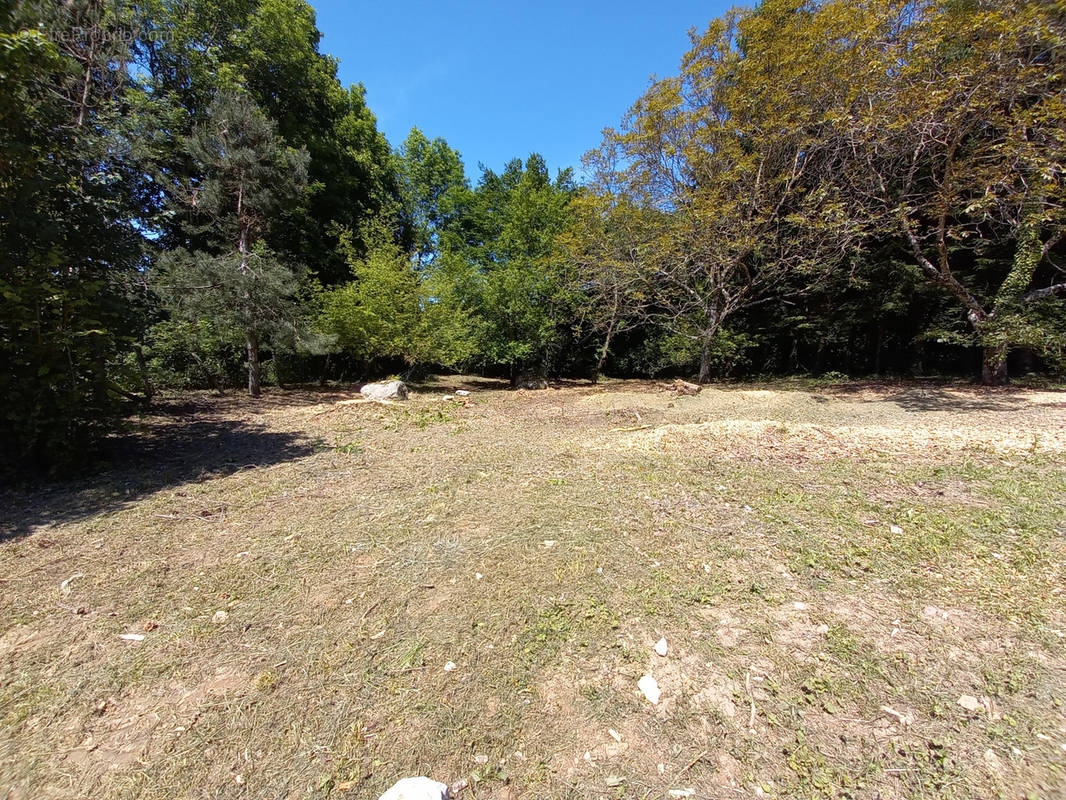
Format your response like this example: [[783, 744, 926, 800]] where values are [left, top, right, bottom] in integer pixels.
[[1, 378, 1064, 800]]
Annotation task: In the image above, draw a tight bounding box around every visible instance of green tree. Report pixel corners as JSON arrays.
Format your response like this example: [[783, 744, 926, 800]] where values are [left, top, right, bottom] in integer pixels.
[[441, 156, 577, 383], [155, 92, 309, 396], [132, 0, 398, 284], [317, 230, 475, 371], [815, 0, 1066, 383], [1, 1, 147, 472], [397, 127, 469, 267], [581, 4, 852, 383], [558, 191, 661, 382]]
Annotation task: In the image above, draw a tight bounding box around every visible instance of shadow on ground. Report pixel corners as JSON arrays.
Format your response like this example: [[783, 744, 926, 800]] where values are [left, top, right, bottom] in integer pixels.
[[824, 382, 1064, 412], [0, 409, 315, 541]]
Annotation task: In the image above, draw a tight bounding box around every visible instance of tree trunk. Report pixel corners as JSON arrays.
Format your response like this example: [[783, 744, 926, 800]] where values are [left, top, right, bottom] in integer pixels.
[[874, 324, 884, 376], [319, 353, 331, 387], [592, 316, 618, 385], [75, 36, 95, 129], [978, 192, 1043, 387], [246, 329, 261, 397], [134, 344, 154, 407], [697, 329, 716, 384], [788, 336, 800, 373], [981, 345, 1008, 386]]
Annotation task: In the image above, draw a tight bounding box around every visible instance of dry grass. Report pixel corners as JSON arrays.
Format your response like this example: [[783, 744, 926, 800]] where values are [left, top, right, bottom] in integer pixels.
[[1, 378, 1064, 800]]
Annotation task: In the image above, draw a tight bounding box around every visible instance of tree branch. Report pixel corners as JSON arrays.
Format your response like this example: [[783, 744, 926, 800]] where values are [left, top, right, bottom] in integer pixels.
[[899, 210, 987, 321], [1042, 228, 1065, 259], [1024, 283, 1066, 302]]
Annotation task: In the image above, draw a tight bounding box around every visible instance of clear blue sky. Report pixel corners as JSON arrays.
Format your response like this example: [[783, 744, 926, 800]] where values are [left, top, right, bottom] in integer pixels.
[[310, 0, 734, 180]]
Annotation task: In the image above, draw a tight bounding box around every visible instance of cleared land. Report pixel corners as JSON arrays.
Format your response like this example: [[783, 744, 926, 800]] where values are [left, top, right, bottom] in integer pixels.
[[1, 379, 1065, 800]]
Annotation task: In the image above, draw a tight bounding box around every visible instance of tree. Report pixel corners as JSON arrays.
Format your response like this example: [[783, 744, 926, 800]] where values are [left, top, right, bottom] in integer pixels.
[[821, 0, 1066, 383], [1, 0, 147, 472], [441, 156, 577, 383], [155, 92, 309, 396], [397, 127, 469, 267], [582, 4, 856, 383], [317, 229, 476, 371], [132, 0, 398, 284], [558, 191, 661, 381]]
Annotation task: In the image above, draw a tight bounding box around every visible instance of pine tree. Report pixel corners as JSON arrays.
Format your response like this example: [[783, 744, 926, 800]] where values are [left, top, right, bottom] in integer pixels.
[[156, 92, 309, 396]]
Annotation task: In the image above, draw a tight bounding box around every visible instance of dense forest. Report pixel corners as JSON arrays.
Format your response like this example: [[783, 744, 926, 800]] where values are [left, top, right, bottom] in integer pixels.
[[2, 0, 1064, 472]]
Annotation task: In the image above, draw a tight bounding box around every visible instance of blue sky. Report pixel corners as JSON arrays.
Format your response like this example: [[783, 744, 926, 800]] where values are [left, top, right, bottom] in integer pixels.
[[311, 0, 734, 181]]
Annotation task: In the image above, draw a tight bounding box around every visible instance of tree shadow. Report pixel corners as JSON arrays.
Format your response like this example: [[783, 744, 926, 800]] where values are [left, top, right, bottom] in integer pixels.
[[408, 376, 511, 393], [824, 381, 1063, 413], [0, 410, 315, 541]]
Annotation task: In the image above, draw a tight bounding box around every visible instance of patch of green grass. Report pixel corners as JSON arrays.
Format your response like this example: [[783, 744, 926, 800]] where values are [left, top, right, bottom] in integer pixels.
[[382, 401, 464, 432]]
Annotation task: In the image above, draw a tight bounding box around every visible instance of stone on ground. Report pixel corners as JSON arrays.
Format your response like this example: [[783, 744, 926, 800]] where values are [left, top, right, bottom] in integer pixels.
[[360, 380, 409, 401], [377, 776, 450, 800]]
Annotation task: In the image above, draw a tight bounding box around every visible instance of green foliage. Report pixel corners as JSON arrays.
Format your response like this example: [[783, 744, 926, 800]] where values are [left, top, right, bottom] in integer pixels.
[[158, 245, 302, 343], [574, 0, 1066, 384], [319, 242, 422, 363], [141, 320, 246, 391], [397, 127, 469, 266], [0, 1, 145, 473], [616, 328, 754, 379], [441, 155, 577, 380], [154, 91, 309, 395], [135, 0, 398, 282], [558, 192, 662, 379], [317, 230, 475, 370]]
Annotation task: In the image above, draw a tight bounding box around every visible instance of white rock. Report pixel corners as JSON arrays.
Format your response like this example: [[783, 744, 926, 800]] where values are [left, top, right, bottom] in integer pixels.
[[638, 674, 661, 705], [793, 601, 808, 611], [118, 633, 145, 641], [443, 661, 457, 672], [890, 524, 903, 535], [212, 610, 228, 624], [654, 637, 668, 657], [360, 380, 409, 401], [542, 540, 556, 548], [454, 390, 470, 396], [377, 777, 450, 800], [880, 705, 912, 726], [958, 694, 983, 712], [60, 572, 84, 595]]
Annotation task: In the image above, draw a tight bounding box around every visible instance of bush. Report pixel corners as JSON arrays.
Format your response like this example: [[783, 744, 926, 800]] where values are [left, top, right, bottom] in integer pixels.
[[142, 319, 246, 391], [612, 327, 754, 379]]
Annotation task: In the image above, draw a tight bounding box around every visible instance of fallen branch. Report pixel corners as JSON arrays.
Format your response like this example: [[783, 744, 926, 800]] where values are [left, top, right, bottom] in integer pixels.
[[679, 750, 708, 774], [745, 671, 757, 732]]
